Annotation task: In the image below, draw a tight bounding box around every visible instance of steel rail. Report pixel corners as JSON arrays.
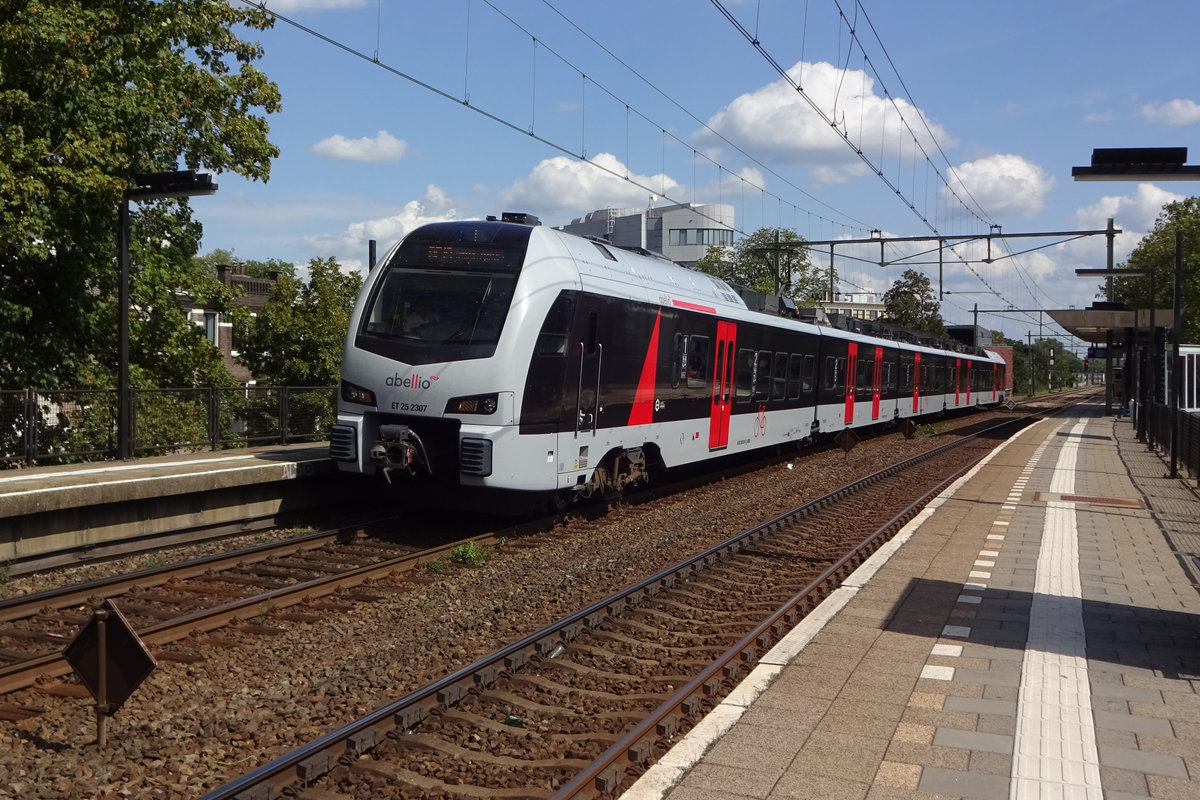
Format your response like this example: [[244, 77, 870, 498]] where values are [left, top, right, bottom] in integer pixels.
[[0, 526, 355, 624], [0, 530, 507, 696], [198, 413, 1038, 800]]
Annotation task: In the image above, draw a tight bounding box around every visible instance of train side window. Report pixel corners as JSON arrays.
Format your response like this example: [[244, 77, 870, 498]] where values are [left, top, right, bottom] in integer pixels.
[[687, 336, 710, 389], [802, 354, 815, 392], [770, 351, 787, 400], [534, 294, 574, 356], [586, 311, 599, 355], [857, 358, 873, 397], [671, 333, 684, 389], [754, 351, 772, 401], [734, 348, 756, 402], [786, 354, 803, 399], [824, 356, 844, 391]]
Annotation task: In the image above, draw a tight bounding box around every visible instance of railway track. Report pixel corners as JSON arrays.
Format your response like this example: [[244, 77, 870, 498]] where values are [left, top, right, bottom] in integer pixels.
[[199, 411, 1046, 800], [0, 525, 513, 696]]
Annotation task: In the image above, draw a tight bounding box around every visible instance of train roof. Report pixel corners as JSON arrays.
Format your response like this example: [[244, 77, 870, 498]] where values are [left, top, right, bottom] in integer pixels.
[[536, 225, 752, 315]]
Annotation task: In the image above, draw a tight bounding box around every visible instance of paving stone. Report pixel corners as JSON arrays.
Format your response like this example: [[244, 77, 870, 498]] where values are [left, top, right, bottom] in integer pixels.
[[769, 772, 870, 800], [1098, 744, 1189, 779], [1093, 709, 1174, 736], [942, 696, 1016, 717], [932, 727, 1013, 754], [917, 766, 1008, 800], [1096, 765, 1150, 797], [668, 761, 784, 800]]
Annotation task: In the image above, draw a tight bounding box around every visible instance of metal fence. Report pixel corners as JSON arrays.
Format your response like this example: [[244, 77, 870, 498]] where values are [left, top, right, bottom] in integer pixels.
[[1, 386, 335, 467], [1141, 400, 1200, 485]]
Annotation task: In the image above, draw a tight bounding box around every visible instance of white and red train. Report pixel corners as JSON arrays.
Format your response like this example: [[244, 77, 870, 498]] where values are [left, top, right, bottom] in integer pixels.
[[332, 215, 1007, 503]]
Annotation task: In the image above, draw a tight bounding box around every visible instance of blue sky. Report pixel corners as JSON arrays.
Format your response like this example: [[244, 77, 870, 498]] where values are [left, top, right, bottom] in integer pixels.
[[194, 0, 1200, 345]]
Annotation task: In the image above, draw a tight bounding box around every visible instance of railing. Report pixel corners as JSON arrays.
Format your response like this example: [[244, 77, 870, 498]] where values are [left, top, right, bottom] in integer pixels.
[[1, 386, 336, 467], [1141, 400, 1200, 486]]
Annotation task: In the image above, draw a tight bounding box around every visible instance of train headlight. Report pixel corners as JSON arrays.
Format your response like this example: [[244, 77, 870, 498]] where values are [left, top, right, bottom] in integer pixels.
[[445, 393, 499, 415], [341, 380, 376, 406]]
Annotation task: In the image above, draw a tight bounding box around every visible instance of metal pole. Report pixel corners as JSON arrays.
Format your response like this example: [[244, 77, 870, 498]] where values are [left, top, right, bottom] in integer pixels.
[[772, 229, 781, 295], [828, 245, 834, 302], [1028, 331, 1034, 397], [1104, 217, 1115, 415], [1170, 231, 1182, 477], [368, 239, 377, 272], [938, 243, 943, 300], [96, 607, 110, 749], [1146, 271, 1156, 448], [117, 198, 132, 460]]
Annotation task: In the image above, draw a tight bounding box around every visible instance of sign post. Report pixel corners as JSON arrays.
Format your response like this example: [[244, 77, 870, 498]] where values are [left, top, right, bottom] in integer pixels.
[[63, 599, 157, 748]]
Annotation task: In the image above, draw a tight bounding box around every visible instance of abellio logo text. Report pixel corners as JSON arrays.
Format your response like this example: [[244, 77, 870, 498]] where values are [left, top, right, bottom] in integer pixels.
[[385, 372, 439, 390]]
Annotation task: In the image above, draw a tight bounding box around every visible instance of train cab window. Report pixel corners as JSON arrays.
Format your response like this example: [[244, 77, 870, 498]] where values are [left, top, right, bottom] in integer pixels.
[[734, 349, 756, 403], [687, 336, 710, 389], [754, 351, 772, 401], [786, 354, 803, 399], [771, 352, 788, 400]]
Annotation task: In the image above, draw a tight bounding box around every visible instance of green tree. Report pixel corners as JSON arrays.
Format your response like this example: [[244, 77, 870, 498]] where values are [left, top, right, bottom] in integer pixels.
[[1111, 196, 1200, 343], [234, 257, 363, 386], [881, 269, 947, 336], [0, 2, 281, 389], [695, 227, 828, 300]]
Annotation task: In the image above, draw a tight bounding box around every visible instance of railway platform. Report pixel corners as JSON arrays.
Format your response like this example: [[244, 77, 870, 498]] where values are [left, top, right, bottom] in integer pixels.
[[625, 405, 1200, 800], [0, 444, 338, 571]]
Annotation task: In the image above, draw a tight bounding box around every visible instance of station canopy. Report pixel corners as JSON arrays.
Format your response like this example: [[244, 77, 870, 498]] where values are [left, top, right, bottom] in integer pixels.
[[1047, 305, 1175, 344]]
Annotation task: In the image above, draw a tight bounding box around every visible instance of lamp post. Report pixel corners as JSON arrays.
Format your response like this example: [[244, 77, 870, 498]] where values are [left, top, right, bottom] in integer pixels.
[[117, 170, 217, 459]]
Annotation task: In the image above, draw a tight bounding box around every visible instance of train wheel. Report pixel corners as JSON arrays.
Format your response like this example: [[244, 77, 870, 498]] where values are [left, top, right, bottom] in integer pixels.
[[545, 489, 572, 514]]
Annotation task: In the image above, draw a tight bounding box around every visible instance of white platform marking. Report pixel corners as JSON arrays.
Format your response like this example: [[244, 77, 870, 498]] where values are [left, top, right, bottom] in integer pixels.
[[1009, 419, 1102, 799]]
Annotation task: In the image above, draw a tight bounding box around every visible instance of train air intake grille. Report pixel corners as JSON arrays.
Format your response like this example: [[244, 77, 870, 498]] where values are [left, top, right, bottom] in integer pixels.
[[459, 438, 493, 476], [329, 425, 357, 461]]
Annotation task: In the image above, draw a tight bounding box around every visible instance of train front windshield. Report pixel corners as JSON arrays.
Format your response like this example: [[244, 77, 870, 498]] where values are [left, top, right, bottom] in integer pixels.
[[364, 268, 515, 345], [354, 221, 531, 365]]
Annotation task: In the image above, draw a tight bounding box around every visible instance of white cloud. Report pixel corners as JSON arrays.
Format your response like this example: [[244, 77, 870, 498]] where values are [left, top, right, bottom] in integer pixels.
[[312, 130, 407, 162], [494, 152, 681, 224], [699, 61, 955, 185], [303, 185, 460, 273], [942, 154, 1054, 217], [261, 0, 367, 11], [1071, 182, 1185, 237], [1140, 99, 1200, 126]]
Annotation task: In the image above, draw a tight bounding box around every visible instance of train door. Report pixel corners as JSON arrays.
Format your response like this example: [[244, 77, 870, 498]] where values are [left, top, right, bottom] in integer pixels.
[[708, 320, 736, 450], [954, 358, 961, 407], [575, 309, 602, 438], [871, 345, 883, 420], [912, 352, 922, 414], [845, 341, 858, 424]]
